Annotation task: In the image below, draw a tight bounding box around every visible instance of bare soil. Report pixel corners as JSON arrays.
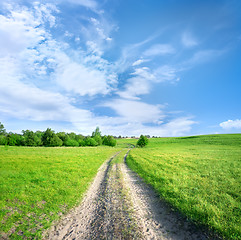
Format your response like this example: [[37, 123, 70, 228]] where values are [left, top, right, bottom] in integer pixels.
[[44, 150, 217, 240]]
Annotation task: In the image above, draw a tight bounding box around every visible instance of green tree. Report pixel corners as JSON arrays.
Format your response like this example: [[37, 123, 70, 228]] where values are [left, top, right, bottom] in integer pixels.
[[57, 132, 69, 143], [64, 138, 79, 147], [84, 137, 97, 146], [92, 126, 101, 138], [102, 135, 117, 147], [22, 130, 37, 146], [6, 133, 17, 146], [0, 122, 6, 135], [42, 128, 63, 147], [136, 135, 149, 148], [91, 127, 102, 145], [0, 135, 7, 145]]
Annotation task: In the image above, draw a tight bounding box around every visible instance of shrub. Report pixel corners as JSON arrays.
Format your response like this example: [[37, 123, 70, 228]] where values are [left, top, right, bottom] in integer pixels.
[[136, 135, 148, 148], [64, 138, 79, 147], [102, 135, 117, 147], [84, 137, 97, 146]]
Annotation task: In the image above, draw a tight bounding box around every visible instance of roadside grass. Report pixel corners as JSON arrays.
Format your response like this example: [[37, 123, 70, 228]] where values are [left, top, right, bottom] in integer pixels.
[[126, 134, 241, 240], [0, 146, 120, 239], [116, 138, 137, 148]]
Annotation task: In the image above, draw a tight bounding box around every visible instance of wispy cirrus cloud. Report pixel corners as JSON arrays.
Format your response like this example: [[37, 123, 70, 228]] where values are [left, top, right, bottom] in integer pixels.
[[64, 0, 98, 10], [118, 65, 179, 100], [143, 44, 175, 56], [182, 49, 225, 67], [132, 58, 150, 66], [181, 31, 198, 48]]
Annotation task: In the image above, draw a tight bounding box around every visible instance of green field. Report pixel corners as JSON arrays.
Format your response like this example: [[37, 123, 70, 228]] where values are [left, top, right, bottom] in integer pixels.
[[126, 134, 241, 239], [0, 146, 120, 239]]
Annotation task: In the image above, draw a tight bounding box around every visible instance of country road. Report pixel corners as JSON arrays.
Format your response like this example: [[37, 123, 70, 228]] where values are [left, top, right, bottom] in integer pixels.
[[44, 150, 215, 240]]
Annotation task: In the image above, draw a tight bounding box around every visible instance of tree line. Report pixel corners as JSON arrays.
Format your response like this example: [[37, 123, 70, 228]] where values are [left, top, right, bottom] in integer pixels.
[[0, 123, 116, 147]]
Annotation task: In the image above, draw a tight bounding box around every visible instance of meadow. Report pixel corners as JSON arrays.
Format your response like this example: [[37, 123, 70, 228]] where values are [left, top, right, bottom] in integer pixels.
[[0, 146, 120, 239], [126, 134, 241, 239]]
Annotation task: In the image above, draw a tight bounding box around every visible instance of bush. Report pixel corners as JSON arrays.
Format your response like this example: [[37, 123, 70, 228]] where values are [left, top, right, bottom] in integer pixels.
[[42, 128, 63, 147], [136, 135, 148, 148], [84, 137, 97, 146], [102, 135, 117, 147], [0, 135, 7, 145], [64, 138, 79, 147]]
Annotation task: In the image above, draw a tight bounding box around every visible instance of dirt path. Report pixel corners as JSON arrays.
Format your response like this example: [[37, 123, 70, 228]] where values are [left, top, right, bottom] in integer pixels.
[[45, 150, 214, 240]]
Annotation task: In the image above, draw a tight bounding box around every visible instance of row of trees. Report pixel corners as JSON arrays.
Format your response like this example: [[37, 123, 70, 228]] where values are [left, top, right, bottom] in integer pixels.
[[0, 123, 116, 147]]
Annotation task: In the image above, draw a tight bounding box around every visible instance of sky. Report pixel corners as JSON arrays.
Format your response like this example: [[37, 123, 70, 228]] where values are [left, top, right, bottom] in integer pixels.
[[0, 0, 241, 137]]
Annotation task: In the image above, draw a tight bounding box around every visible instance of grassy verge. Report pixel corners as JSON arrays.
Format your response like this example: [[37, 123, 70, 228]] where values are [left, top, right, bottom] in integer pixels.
[[126, 134, 241, 239], [0, 146, 120, 239]]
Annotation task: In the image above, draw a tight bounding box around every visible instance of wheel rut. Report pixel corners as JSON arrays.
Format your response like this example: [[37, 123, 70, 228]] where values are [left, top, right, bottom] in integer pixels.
[[45, 149, 215, 240]]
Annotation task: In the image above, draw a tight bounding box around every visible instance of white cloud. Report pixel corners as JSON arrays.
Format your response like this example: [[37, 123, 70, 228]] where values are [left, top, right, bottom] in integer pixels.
[[56, 61, 112, 96], [66, 0, 97, 9], [103, 99, 165, 123], [144, 44, 175, 57], [0, 60, 92, 122], [220, 119, 241, 129], [118, 65, 179, 100], [155, 65, 179, 82], [132, 59, 149, 66], [0, 8, 45, 56], [182, 32, 198, 48], [0, 3, 117, 98], [117, 67, 156, 100], [0, 2, 198, 137], [84, 115, 196, 137], [183, 49, 225, 66]]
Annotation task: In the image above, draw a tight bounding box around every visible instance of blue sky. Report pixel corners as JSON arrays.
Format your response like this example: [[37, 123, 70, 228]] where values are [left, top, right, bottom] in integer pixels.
[[0, 0, 241, 136]]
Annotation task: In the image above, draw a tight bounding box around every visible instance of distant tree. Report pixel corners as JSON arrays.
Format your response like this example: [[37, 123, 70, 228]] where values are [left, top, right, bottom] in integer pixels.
[[57, 132, 69, 143], [42, 128, 63, 147], [75, 134, 85, 146], [84, 136, 97, 146], [64, 138, 79, 147], [91, 127, 102, 145], [0, 122, 6, 135], [92, 127, 101, 138], [102, 135, 117, 147], [78, 139, 86, 146], [93, 135, 102, 145], [14, 133, 23, 146], [6, 133, 17, 146], [22, 130, 39, 146], [136, 135, 149, 148], [0, 135, 7, 145]]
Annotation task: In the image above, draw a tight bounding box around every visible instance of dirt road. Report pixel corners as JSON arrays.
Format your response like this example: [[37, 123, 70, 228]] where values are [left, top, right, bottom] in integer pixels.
[[45, 150, 214, 240]]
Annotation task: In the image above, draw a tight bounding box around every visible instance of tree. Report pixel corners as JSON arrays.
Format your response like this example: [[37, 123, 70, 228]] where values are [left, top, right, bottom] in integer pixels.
[[102, 135, 117, 147], [91, 127, 102, 145], [22, 130, 37, 146], [64, 138, 79, 147], [6, 133, 17, 146], [0, 122, 6, 135], [84, 137, 97, 146], [42, 128, 63, 147], [92, 127, 101, 138], [136, 135, 149, 148]]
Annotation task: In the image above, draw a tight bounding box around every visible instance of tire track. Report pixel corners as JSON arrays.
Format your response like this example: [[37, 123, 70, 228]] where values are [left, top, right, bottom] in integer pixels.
[[45, 149, 216, 240]]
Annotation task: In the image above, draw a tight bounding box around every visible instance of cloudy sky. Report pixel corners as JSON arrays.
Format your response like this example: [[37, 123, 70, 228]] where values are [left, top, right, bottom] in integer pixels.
[[0, 0, 241, 136]]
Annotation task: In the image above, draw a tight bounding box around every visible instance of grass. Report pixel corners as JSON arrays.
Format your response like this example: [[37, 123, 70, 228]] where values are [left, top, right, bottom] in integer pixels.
[[116, 138, 137, 148], [0, 146, 120, 239], [126, 134, 241, 240]]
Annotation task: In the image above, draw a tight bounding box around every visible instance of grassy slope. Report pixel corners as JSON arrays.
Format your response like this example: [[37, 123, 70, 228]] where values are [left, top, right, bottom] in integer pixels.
[[126, 134, 241, 239], [0, 146, 120, 239]]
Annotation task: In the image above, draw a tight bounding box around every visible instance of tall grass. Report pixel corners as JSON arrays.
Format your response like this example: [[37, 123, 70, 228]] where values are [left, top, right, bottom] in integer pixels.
[[0, 146, 119, 239], [126, 134, 241, 239]]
